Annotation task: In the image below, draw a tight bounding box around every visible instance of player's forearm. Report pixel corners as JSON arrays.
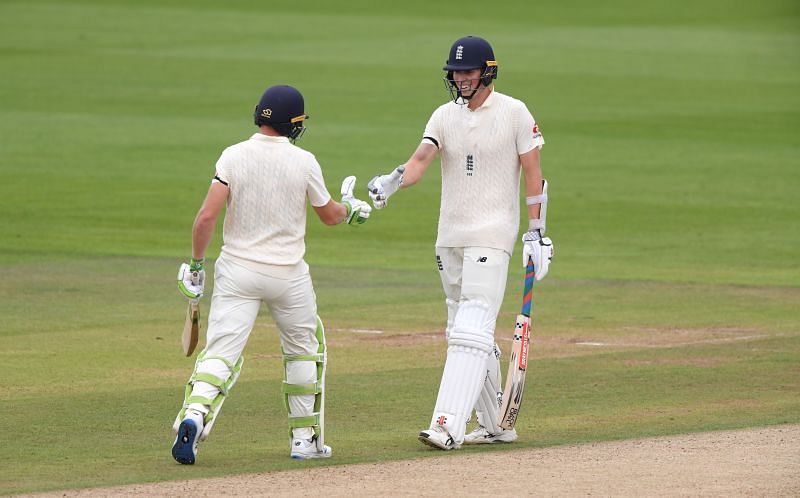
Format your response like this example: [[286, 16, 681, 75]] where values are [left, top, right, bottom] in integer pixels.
[[313, 200, 348, 226], [191, 212, 218, 260], [521, 150, 543, 222], [400, 143, 438, 187]]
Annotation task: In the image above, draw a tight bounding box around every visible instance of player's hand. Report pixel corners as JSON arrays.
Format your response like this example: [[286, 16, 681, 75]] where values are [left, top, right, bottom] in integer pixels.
[[341, 176, 372, 225], [177, 258, 205, 302], [522, 230, 554, 281], [367, 165, 404, 209]]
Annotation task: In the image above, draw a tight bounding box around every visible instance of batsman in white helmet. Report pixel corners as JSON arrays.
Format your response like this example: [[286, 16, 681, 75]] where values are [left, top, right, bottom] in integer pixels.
[[172, 84, 372, 464], [368, 35, 554, 450]]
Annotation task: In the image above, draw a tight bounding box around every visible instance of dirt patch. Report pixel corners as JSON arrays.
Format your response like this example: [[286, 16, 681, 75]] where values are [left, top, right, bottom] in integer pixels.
[[29, 424, 800, 497]]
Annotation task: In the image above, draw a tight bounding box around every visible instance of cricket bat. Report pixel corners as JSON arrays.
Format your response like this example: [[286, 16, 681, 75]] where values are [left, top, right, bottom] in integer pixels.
[[182, 302, 200, 357], [498, 256, 536, 430]]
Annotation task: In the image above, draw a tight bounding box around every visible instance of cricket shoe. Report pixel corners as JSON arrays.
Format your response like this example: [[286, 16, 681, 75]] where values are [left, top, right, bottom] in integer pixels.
[[463, 425, 518, 445], [290, 437, 332, 459], [418, 426, 460, 450], [172, 411, 204, 465]]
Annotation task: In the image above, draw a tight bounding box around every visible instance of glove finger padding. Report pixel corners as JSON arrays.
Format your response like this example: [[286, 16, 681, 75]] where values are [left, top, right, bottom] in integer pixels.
[[341, 176, 371, 225], [177, 263, 205, 300], [341, 176, 356, 198], [367, 176, 387, 210], [532, 237, 554, 281], [344, 199, 372, 225], [367, 166, 404, 210]]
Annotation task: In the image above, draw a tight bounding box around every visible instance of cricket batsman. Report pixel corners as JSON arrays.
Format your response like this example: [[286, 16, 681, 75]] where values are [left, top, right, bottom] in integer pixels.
[[171, 84, 372, 464], [368, 36, 554, 449]]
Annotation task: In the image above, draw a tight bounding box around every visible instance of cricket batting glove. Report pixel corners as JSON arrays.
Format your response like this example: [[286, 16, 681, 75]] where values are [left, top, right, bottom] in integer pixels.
[[367, 165, 404, 209], [177, 258, 205, 302], [522, 230, 554, 281], [341, 176, 372, 225]]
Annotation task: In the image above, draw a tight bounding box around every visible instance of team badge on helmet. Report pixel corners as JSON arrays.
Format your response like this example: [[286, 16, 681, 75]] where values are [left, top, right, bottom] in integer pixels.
[[442, 35, 498, 104], [253, 85, 309, 142]]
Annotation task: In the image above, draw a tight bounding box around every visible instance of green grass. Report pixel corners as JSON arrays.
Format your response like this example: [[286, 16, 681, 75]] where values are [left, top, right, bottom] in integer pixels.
[[1, 0, 799, 494]]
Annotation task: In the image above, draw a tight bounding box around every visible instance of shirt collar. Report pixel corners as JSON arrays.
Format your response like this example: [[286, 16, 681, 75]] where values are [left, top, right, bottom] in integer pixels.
[[460, 88, 496, 112], [477, 88, 496, 109], [250, 133, 289, 143]]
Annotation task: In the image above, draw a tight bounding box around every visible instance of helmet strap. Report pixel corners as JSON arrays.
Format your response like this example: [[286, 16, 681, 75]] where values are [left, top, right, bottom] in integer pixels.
[[443, 65, 496, 105]]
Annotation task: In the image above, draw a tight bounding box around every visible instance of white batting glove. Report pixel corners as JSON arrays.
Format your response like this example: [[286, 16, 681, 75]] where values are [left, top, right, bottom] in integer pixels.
[[177, 258, 205, 302], [341, 176, 372, 225], [367, 165, 405, 209], [522, 230, 554, 281]]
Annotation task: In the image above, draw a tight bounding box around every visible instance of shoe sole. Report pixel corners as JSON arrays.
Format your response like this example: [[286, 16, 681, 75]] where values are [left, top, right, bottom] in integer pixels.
[[418, 431, 457, 450], [463, 436, 518, 445], [291, 449, 332, 459], [172, 419, 198, 465]]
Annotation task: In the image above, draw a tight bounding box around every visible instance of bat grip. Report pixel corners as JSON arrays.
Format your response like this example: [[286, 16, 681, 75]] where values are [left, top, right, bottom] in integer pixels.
[[521, 257, 535, 317]]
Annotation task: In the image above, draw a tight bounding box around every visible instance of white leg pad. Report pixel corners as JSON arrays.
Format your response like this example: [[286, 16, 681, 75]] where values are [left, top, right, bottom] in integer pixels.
[[430, 345, 489, 445], [430, 300, 495, 444], [475, 344, 503, 433], [282, 316, 327, 452], [286, 360, 317, 440], [448, 300, 495, 353], [173, 352, 244, 441]]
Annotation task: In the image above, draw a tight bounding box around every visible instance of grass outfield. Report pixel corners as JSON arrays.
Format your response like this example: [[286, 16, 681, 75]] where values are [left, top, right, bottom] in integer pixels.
[[1, 0, 799, 494]]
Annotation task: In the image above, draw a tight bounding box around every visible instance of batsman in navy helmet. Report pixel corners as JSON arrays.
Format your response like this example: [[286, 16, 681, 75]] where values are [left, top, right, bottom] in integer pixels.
[[442, 35, 499, 104], [253, 84, 309, 142], [367, 36, 555, 450], [171, 84, 372, 464]]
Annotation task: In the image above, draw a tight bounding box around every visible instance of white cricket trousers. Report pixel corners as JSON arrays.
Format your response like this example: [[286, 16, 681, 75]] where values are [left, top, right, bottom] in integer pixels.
[[437, 247, 510, 315], [430, 247, 510, 443], [204, 255, 319, 362], [190, 255, 320, 433]]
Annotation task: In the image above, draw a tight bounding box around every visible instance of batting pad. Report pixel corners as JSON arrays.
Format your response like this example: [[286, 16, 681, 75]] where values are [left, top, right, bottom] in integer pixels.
[[431, 344, 490, 444], [449, 300, 494, 353], [173, 350, 244, 441], [282, 316, 327, 451], [474, 344, 503, 432]]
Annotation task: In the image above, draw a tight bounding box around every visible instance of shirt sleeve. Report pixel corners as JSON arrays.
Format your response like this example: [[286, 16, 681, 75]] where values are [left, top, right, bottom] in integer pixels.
[[212, 147, 232, 186], [307, 155, 332, 207], [515, 104, 545, 155], [422, 107, 443, 149]]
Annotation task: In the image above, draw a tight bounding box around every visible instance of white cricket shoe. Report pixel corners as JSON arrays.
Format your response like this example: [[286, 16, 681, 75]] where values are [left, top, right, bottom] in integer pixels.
[[418, 426, 460, 450], [172, 410, 204, 465], [463, 425, 518, 445], [290, 437, 332, 459]]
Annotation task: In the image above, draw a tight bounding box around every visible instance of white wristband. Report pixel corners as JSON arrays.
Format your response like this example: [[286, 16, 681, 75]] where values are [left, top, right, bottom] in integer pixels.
[[526, 193, 547, 206], [528, 219, 545, 231]]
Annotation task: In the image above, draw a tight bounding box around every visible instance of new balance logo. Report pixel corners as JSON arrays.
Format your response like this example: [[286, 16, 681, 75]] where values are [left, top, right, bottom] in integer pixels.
[[466, 154, 474, 176], [477, 256, 487, 263], [455, 45, 463, 60]]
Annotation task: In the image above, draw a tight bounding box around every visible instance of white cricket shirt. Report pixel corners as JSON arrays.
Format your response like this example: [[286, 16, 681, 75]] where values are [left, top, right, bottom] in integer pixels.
[[212, 133, 332, 274], [422, 90, 545, 255]]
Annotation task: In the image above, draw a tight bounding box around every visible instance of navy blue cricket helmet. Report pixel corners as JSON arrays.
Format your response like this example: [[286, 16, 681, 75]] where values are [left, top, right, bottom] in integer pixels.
[[442, 36, 498, 102], [253, 85, 309, 142]]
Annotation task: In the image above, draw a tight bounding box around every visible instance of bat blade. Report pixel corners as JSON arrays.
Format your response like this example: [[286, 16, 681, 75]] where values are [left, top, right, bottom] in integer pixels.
[[498, 314, 530, 430], [182, 302, 200, 357]]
